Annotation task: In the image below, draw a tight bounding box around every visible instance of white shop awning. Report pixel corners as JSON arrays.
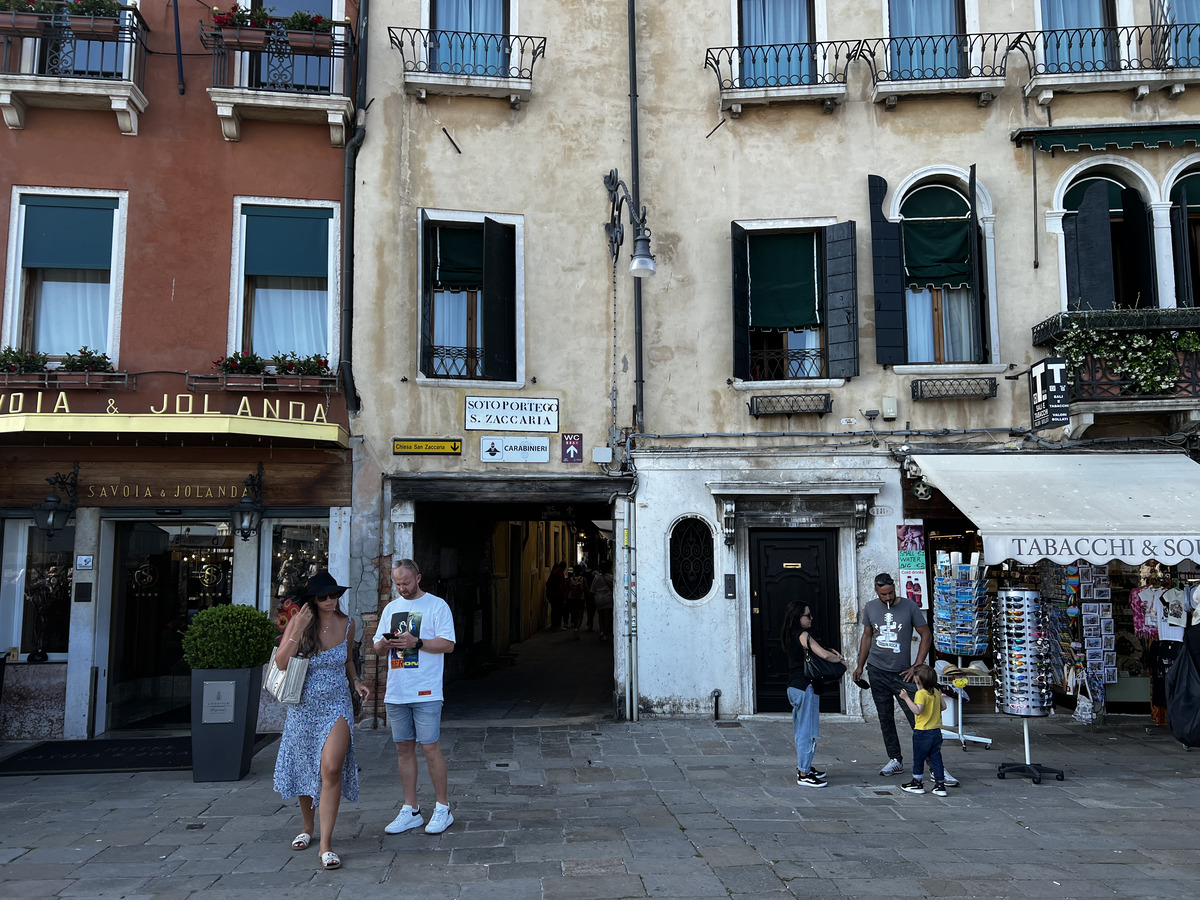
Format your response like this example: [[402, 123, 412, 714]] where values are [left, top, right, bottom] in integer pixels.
[[911, 452, 1200, 566]]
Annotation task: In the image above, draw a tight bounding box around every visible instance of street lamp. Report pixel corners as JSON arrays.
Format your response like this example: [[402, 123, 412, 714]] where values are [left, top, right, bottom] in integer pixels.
[[30, 463, 79, 539], [604, 168, 655, 277], [228, 463, 265, 541]]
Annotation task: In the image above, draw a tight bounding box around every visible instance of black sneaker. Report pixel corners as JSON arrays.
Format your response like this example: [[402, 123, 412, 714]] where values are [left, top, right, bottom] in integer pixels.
[[931, 782, 948, 797], [808, 767, 827, 780], [901, 779, 925, 794], [797, 771, 827, 788]]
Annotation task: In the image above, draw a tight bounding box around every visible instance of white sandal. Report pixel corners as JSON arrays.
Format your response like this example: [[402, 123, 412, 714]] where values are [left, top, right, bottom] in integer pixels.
[[291, 832, 311, 851], [321, 850, 341, 870]]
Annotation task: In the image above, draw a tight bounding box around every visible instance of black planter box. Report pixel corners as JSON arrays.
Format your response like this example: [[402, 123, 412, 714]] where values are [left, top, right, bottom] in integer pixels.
[[189, 666, 263, 782]]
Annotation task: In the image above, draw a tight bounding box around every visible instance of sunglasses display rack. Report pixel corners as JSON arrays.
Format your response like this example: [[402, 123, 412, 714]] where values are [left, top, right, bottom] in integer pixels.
[[933, 564, 989, 656], [993, 589, 1065, 784]]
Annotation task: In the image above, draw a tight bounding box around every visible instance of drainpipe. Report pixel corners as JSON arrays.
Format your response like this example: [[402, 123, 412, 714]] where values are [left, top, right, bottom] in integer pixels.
[[624, 488, 639, 721], [711, 688, 721, 721], [340, 0, 369, 415], [171, 0, 185, 94], [626, 0, 645, 432]]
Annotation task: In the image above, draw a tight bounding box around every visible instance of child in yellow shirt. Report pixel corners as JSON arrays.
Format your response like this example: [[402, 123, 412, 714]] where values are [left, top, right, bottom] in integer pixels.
[[898, 665, 948, 796]]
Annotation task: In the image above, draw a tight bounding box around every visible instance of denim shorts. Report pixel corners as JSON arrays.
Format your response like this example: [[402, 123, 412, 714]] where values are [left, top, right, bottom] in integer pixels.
[[386, 700, 443, 744]]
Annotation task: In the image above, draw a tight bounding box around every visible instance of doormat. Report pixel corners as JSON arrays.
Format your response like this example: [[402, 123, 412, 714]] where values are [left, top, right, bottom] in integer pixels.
[[0, 733, 280, 776]]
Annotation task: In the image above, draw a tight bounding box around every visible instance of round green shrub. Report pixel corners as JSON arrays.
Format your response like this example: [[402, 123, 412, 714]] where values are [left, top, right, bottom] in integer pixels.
[[182, 603, 276, 669]]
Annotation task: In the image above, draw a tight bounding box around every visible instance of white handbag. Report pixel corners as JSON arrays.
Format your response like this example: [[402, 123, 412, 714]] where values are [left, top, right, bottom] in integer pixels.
[[264, 646, 309, 704]]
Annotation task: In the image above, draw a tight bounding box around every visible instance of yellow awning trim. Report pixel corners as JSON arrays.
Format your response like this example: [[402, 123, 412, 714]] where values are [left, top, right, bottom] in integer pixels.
[[0, 414, 348, 447]]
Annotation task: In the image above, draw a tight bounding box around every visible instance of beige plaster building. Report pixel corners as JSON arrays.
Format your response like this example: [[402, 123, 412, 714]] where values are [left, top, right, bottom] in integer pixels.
[[348, 0, 1200, 719]]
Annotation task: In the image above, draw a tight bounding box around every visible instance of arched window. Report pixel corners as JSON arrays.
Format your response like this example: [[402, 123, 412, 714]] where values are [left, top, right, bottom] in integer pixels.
[[900, 184, 983, 363], [668, 517, 715, 601], [1170, 172, 1200, 308], [1063, 175, 1155, 310]]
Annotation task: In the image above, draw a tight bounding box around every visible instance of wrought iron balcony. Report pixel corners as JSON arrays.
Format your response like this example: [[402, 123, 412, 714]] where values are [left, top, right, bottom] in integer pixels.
[[1031, 308, 1200, 347], [389, 27, 546, 107], [0, 3, 148, 134], [747, 348, 824, 381], [1019, 24, 1200, 103], [703, 39, 854, 113], [1066, 352, 1200, 403], [854, 32, 1017, 106], [198, 21, 356, 146]]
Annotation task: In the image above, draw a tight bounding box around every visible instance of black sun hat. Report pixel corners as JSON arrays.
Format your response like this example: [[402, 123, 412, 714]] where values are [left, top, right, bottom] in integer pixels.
[[303, 571, 350, 598]]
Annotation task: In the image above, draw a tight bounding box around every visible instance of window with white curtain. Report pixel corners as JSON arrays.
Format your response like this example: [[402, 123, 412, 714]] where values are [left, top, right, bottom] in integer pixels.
[[888, 0, 965, 79], [238, 203, 335, 360], [738, 0, 815, 87], [11, 194, 119, 358], [430, 0, 507, 74], [419, 210, 522, 383], [1040, 0, 1116, 72], [900, 184, 982, 364]]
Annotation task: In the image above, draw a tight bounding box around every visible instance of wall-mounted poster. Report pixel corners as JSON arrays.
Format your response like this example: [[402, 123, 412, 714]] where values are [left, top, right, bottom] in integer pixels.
[[897, 522, 928, 609]]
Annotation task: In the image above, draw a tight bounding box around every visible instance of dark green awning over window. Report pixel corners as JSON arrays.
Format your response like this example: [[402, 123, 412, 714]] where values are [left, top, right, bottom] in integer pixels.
[[1011, 122, 1200, 153], [748, 231, 819, 329], [244, 205, 332, 278], [434, 225, 484, 288], [21, 195, 118, 270], [902, 220, 971, 288]]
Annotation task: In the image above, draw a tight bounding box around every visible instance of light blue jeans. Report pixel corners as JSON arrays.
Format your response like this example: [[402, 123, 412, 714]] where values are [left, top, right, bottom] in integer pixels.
[[787, 685, 820, 773]]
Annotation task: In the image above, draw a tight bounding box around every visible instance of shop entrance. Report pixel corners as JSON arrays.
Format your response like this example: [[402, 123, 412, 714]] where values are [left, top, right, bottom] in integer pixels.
[[106, 521, 234, 731], [750, 529, 841, 713]]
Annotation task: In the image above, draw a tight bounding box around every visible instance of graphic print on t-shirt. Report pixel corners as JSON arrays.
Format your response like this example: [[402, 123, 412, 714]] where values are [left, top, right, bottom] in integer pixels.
[[389, 610, 423, 669], [874, 610, 902, 655]]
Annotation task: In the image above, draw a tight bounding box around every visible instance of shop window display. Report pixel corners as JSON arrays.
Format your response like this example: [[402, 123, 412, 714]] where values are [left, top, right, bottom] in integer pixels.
[[269, 523, 329, 631]]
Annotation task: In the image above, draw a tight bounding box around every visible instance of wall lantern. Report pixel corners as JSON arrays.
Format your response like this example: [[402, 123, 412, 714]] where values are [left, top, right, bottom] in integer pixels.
[[31, 463, 79, 539], [228, 463, 265, 541]]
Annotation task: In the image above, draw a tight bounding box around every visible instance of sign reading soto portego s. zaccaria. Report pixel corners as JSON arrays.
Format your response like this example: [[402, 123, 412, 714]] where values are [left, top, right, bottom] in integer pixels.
[[464, 396, 559, 433]]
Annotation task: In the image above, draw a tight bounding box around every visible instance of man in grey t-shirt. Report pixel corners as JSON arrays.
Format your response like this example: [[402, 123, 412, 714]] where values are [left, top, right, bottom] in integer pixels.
[[852, 572, 936, 778]]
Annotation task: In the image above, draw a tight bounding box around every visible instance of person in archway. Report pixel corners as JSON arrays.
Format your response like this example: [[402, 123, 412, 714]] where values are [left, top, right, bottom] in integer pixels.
[[376, 559, 457, 837], [546, 561, 567, 630], [566, 566, 591, 639], [590, 561, 615, 642], [273, 571, 369, 871]]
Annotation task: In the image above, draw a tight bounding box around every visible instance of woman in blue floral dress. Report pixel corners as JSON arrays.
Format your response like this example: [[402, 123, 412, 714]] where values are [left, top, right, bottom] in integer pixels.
[[272, 571, 369, 870]]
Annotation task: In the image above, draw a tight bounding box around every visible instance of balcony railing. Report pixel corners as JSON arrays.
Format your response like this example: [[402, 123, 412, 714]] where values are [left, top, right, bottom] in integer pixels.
[[0, 4, 148, 132], [1068, 352, 1200, 402], [747, 348, 824, 381], [1031, 308, 1200, 346], [855, 32, 1017, 83], [0, 4, 147, 86], [389, 26, 545, 105], [703, 40, 853, 90], [199, 22, 356, 97], [425, 345, 482, 380]]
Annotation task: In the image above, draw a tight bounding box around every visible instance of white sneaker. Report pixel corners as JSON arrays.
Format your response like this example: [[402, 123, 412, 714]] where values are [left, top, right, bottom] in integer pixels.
[[384, 805, 423, 834], [425, 803, 454, 834], [880, 758, 904, 776], [942, 769, 959, 786]]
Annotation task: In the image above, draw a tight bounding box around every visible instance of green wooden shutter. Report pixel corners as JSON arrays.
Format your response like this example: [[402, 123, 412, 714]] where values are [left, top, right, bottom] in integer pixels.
[[869, 175, 906, 365], [731, 222, 750, 380], [420, 211, 435, 375], [243, 205, 331, 278], [481, 217, 516, 381], [1064, 182, 1116, 311], [823, 220, 858, 379], [21, 195, 117, 270], [1172, 185, 1194, 308]]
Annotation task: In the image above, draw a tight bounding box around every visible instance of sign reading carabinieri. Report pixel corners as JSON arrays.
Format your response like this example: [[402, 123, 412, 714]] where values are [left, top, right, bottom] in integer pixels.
[[464, 396, 559, 433]]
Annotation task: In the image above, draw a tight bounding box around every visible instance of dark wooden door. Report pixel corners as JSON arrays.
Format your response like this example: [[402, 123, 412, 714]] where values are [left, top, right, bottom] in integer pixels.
[[750, 529, 841, 712]]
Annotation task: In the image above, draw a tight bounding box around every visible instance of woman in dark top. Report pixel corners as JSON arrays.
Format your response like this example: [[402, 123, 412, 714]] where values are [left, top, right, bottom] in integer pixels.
[[781, 599, 845, 788]]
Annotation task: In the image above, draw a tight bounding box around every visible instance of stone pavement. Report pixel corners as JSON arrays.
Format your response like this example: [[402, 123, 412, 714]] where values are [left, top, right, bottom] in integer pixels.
[[1, 709, 1199, 900]]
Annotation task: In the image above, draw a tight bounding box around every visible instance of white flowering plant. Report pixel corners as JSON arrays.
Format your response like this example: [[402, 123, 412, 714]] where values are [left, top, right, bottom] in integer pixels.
[[1053, 325, 1200, 394]]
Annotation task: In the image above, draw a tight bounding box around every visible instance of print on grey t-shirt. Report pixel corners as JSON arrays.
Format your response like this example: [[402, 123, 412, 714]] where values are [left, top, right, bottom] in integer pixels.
[[863, 598, 926, 673]]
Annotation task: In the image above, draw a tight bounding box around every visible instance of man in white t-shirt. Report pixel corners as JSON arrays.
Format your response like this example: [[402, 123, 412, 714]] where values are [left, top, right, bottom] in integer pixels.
[[375, 558, 457, 836]]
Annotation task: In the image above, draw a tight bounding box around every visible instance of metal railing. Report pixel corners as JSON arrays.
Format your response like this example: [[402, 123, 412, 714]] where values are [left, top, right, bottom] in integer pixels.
[[746, 393, 833, 418], [704, 26, 1200, 99], [1067, 352, 1200, 401], [199, 21, 356, 97], [855, 32, 1017, 83], [425, 345, 482, 379], [747, 347, 824, 380], [389, 27, 546, 80], [1031, 309, 1200, 346], [703, 40, 854, 89], [910, 377, 998, 400], [1, 4, 147, 88]]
